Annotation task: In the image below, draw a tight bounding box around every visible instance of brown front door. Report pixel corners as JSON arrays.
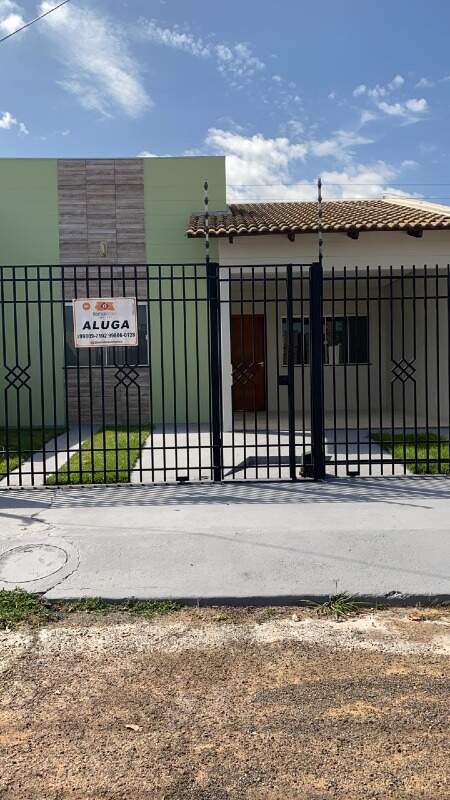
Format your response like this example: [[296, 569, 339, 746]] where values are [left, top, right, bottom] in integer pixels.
[[231, 315, 266, 411]]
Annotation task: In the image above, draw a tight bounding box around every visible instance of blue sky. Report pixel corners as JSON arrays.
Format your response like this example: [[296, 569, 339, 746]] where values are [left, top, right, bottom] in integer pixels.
[[1, 0, 450, 202]]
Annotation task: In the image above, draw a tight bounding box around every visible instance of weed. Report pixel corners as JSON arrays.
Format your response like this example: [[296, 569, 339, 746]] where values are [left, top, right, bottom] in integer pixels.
[[65, 597, 111, 614], [0, 589, 50, 629], [125, 600, 180, 619], [62, 598, 180, 618], [307, 592, 366, 619]]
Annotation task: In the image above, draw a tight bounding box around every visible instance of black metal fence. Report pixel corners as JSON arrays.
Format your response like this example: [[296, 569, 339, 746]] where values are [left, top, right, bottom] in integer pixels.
[[0, 262, 449, 486]]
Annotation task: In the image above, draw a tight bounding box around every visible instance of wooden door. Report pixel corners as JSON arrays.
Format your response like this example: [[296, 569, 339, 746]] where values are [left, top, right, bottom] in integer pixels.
[[231, 315, 266, 411]]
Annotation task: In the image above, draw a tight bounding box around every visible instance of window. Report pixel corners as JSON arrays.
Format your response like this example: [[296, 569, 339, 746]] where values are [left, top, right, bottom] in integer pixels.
[[64, 303, 149, 367], [282, 317, 310, 365], [282, 316, 369, 365]]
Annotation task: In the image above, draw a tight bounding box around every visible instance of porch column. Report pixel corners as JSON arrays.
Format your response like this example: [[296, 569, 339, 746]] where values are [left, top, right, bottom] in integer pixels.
[[220, 268, 233, 431]]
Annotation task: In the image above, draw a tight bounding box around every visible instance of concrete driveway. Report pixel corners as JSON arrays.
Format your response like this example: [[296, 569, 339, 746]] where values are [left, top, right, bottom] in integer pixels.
[[0, 476, 449, 603]]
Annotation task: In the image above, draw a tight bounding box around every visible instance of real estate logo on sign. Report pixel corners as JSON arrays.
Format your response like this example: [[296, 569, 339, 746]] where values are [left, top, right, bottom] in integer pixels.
[[73, 297, 138, 348]]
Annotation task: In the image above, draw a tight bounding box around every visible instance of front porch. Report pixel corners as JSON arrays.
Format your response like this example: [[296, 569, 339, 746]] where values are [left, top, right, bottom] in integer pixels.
[[219, 265, 450, 441]]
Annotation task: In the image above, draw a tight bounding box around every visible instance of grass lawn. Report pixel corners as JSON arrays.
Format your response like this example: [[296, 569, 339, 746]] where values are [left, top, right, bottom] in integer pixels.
[[46, 426, 150, 485], [372, 431, 450, 474], [0, 427, 63, 480]]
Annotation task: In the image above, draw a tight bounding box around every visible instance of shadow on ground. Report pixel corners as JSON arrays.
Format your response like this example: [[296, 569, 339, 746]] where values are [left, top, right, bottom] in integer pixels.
[[0, 474, 449, 510]]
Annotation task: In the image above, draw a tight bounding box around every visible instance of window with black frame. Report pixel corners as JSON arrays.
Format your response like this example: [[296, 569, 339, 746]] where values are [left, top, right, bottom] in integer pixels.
[[282, 316, 368, 365], [282, 317, 310, 365], [64, 304, 149, 367]]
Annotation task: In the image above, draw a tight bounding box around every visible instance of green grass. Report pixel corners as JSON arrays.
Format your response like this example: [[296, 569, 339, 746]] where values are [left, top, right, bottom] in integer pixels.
[[372, 431, 450, 474], [64, 597, 111, 613], [125, 600, 180, 619], [46, 426, 150, 485], [0, 589, 50, 629], [307, 592, 366, 619], [0, 427, 63, 480], [63, 598, 180, 619], [0, 590, 181, 628]]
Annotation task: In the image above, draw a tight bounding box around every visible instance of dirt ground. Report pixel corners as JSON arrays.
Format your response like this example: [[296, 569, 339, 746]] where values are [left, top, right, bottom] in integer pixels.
[[1, 606, 449, 800]]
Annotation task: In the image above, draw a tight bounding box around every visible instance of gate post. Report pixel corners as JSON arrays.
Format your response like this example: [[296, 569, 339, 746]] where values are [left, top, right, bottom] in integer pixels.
[[207, 261, 223, 481], [286, 265, 297, 480], [309, 262, 326, 480]]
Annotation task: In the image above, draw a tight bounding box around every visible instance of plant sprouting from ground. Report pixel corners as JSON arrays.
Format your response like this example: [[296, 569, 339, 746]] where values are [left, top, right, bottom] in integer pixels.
[[0, 589, 50, 629], [307, 592, 366, 619]]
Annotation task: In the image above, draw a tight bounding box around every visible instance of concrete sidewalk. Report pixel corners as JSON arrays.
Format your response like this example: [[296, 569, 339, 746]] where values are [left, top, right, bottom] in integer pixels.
[[0, 477, 449, 604]]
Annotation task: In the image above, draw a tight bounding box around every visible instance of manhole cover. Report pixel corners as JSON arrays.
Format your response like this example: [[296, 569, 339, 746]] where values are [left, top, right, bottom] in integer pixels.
[[0, 544, 68, 583]]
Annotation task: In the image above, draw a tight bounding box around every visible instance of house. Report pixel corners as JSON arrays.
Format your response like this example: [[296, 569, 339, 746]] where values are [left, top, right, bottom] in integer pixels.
[[187, 198, 450, 435], [1, 156, 450, 480]]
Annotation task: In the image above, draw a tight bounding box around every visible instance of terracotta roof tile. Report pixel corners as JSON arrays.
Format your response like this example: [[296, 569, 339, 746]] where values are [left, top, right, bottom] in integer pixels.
[[186, 200, 450, 238]]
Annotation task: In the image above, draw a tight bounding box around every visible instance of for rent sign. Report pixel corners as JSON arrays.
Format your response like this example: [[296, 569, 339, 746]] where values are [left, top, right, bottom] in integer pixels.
[[73, 298, 138, 348]]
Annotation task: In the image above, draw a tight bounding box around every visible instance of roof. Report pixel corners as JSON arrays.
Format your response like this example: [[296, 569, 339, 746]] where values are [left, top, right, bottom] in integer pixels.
[[186, 198, 450, 238]]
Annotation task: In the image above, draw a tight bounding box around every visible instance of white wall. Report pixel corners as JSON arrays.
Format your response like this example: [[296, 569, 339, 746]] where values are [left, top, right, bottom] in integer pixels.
[[218, 229, 450, 270], [218, 231, 450, 430]]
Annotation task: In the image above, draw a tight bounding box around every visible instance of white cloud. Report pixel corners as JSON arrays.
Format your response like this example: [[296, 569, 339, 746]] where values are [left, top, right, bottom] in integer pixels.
[[378, 97, 428, 118], [0, 12, 24, 34], [367, 85, 387, 100], [359, 75, 404, 100], [308, 130, 373, 161], [216, 42, 265, 85], [285, 119, 305, 137], [388, 74, 404, 90], [205, 128, 382, 201], [353, 74, 405, 102], [0, 0, 24, 35], [38, 1, 151, 117], [353, 74, 429, 125], [140, 19, 304, 110], [141, 20, 265, 88], [378, 101, 405, 117], [416, 77, 434, 89], [320, 162, 398, 200], [0, 110, 16, 129], [206, 128, 310, 200], [0, 109, 28, 133], [405, 97, 428, 113], [401, 159, 418, 168], [360, 110, 377, 125], [142, 20, 209, 57]]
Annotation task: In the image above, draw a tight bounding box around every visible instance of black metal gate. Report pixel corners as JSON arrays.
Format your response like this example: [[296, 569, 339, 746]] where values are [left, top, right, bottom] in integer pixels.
[[0, 262, 449, 486]]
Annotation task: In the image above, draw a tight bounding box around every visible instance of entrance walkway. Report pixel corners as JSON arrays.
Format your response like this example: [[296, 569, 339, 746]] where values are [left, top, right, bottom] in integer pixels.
[[0, 426, 99, 488], [131, 425, 407, 483]]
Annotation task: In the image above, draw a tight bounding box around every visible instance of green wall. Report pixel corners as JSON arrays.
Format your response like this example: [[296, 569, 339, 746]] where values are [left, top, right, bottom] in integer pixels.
[[0, 159, 60, 266], [0, 159, 65, 430], [0, 156, 227, 432], [144, 156, 226, 425], [144, 155, 225, 263]]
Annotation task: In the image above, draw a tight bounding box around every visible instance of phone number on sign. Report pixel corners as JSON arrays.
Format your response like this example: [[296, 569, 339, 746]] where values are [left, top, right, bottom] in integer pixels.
[[78, 332, 136, 340]]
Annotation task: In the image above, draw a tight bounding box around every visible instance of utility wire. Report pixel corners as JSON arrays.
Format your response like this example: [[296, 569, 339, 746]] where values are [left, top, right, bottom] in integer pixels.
[[227, 181, 450, 188], [0, 0, 71, 44]]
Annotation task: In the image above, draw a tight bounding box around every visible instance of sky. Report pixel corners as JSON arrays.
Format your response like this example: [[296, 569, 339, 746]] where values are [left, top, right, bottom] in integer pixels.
[[1, 0, 450, 204]]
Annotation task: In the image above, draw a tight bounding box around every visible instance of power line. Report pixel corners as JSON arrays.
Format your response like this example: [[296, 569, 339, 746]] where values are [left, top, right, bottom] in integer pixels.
[[0, 0, 71, 44], [227, 181, 450, 188]]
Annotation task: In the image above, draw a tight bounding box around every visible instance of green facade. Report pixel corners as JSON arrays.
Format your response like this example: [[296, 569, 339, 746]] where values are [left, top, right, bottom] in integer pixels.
[[0, 159, 64, 428], [0, 159, 60, 266], [0, 156, 226, 429], [144, 156, 225, 424]]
